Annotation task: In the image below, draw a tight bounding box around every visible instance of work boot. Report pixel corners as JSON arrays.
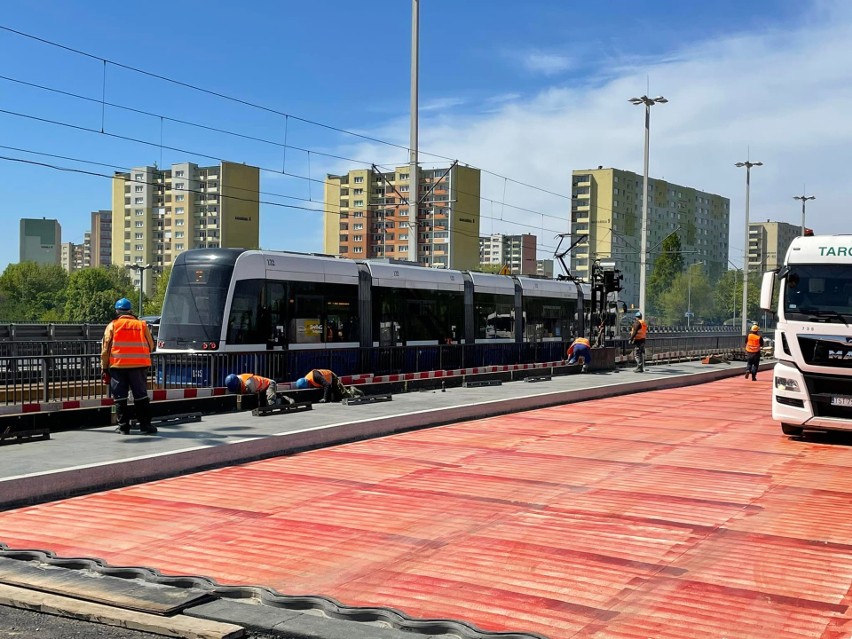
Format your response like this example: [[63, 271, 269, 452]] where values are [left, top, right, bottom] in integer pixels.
[[115, 400, 131, 434], [134, 397, 156, 435]]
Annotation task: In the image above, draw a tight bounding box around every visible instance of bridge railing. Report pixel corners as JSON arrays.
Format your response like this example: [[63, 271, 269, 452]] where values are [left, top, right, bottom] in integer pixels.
[[0, 336, 749, 407]]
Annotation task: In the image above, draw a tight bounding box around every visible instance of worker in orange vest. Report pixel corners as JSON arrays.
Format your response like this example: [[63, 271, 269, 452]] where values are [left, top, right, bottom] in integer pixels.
[[225, 373, 291, 406], [294, 369, 362, 403], [566, 336, 592, 373], [744, 324, 762, 381], [629, 311, 648, 373], [101, 298, 156, 435]]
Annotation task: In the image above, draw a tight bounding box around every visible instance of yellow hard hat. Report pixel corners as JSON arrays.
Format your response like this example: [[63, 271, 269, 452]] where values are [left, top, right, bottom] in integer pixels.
[[751, 324, 760, 332]]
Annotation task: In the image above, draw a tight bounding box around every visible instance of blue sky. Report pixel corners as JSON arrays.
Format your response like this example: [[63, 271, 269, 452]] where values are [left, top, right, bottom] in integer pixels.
[[0, 0, 847, 273]]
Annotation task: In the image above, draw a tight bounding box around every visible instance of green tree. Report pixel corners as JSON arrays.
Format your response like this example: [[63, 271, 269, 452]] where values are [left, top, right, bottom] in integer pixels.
[[63, 266, 135, 323], [0, 262, 68, 321], [658, 263, 712, 325], [144, 266, 171, 316], [711, 270, 763, 326], [647, 233, 684, 315]]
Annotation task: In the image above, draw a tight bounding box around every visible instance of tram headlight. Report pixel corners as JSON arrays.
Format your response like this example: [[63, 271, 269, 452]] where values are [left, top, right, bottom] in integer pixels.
[[775, 376, 800, 392]]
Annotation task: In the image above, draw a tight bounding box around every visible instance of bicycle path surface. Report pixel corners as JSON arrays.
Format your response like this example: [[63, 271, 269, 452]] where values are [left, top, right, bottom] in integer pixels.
[[4, 359, 852, 639]]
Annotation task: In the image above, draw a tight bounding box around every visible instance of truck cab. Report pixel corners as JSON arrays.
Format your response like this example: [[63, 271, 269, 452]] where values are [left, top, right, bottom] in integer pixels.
[[760, 235, 852, 436]]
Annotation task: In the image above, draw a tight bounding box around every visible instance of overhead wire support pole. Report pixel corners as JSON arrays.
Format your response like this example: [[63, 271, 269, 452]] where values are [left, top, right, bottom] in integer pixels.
[[408, 0, 420, 263]]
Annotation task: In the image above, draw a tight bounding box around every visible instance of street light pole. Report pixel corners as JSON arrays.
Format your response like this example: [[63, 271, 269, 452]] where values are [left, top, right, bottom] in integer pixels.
[[735, 160, 762, 336], [629, 95, 668, 318], [128, 264, 152, 314], [793, 193, 815, 237]]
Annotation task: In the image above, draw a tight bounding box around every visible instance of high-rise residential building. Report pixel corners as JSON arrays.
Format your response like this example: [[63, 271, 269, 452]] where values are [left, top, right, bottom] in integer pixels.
[[748, 220, 801, 273], [535, 259, 554, 278], [478, 233, 538, 274], [60, 241, 86, 273], [112, 161, 260, 294], [88, 210, 112, 267], [323, 165, 481, 270], [20, 218, 61, 265], [570, 167, 730, 308]]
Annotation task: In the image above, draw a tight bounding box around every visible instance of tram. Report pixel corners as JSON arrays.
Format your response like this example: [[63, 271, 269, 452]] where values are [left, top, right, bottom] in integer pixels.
[[156, 248, 587, 381]]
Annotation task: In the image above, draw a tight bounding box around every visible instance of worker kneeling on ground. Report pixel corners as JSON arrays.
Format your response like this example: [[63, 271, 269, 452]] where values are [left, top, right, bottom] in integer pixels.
[[225, 373, 293, 406], [294, 369, 364, 403], [566, 336, 592, 373]]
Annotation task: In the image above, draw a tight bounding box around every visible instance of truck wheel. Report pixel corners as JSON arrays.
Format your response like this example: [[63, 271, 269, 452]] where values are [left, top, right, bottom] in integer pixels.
[[781, 423, 804, 437]]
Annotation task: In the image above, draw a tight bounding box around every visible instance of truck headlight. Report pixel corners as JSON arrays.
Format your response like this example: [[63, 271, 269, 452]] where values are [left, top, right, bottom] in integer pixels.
[[775, 376, 800, 392]]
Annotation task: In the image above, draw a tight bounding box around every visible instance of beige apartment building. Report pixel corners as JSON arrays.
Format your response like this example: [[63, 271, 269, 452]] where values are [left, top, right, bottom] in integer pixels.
[[479, 233, 538, 274], [748, 220, 801, 272], [111, 161, 259, 295], [323, 165, 481, 270], [571, 167, 730, 308]]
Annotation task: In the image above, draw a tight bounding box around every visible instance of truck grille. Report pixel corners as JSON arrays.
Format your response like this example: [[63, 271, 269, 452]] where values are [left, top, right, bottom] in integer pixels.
[[803, 372, 852, 418]]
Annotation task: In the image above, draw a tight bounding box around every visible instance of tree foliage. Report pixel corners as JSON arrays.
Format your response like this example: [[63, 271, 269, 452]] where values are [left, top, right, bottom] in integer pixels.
[[63, 266, 135, 323], [0, 262, 69, 321], [657, 263, 712, 325], [144, 266, 171, 316], [647, 233, 685, 314]]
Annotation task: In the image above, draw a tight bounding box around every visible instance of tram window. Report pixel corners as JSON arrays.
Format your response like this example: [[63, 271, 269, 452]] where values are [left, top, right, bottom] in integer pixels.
[[227, 279, 264, 344], [523, 297, 575, 340], [373, 287, 463, 343], [287, 281, 359, 344], [474, 293, 514, 339]]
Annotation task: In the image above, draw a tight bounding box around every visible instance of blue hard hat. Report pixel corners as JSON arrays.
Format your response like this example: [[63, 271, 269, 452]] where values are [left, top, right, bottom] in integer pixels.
[[115, 298, 132, 311], [294, 377, 309, 390], [224, 374, 242, 394], [635, 311, 643, 318]]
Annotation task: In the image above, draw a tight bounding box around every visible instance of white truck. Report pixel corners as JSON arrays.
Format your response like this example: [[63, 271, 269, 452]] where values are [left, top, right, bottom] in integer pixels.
[[760, 235, 852, 436]]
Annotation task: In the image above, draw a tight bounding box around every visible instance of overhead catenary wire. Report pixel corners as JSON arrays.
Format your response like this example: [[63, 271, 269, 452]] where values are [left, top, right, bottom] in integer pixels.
[[0, 24, 571, 202], [0, 73, 569, 225], [0, 149, 568, 254]]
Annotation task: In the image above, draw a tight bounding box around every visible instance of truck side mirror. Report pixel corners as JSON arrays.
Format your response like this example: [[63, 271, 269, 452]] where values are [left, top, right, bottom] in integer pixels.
[[759, 271, 776, 312]]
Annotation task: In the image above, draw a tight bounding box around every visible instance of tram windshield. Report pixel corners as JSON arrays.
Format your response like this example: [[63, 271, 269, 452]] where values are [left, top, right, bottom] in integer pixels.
[[159, 259, 235, 345]]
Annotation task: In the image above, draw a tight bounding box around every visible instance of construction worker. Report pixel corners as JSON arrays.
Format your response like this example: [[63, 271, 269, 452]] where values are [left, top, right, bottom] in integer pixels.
[[744, 324, 762, 381], [566, 336, 592, 373], [102, 298, 155, 435], [225, 373, 292, 406], [294, 369, 362, 403], [629, 311, 648, 373]]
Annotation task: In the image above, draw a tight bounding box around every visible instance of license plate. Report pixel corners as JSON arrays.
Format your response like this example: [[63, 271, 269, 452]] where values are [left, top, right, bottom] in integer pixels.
[[830, 396, 852, 407]]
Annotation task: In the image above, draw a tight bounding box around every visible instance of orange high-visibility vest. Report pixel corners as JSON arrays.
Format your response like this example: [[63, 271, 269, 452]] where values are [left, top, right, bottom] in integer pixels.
[[306, 369, 333, 387], [633, 320, 648, 340], [574, 337, 591, 347], [109, 316, 152, 368], [238, 374, 272, 393], [745, 333, 762, 353]]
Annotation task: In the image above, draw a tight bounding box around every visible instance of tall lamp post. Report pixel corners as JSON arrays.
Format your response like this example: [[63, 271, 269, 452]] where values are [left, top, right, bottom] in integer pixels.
[[735, 160, 762, 336], [629, 95, 668, 317], [128, 264, 152, 314], [793, 192, 815, 237]]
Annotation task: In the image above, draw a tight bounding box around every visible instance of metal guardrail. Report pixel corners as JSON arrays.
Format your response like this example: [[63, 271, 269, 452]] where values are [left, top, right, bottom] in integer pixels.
[[0, 336, 749, 408]]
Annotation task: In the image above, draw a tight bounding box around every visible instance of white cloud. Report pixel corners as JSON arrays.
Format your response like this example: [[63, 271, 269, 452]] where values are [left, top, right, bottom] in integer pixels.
[[517, 51, 575, 76], [335, 2, 852, 267]]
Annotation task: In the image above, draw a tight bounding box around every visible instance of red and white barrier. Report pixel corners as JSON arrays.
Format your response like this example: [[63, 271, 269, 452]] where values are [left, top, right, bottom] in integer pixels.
[[0, 387, 230, 416]]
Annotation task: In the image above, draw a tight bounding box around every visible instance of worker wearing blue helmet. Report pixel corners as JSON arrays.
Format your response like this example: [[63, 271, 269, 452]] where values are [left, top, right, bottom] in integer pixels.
[[629, 311, 648, 373], [101, 297, 156, 434], [224, 373, 291, 407]]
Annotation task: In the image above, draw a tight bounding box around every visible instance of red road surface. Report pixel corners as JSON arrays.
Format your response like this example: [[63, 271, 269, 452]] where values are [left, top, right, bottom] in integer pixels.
[[3, 377, 852, 638]]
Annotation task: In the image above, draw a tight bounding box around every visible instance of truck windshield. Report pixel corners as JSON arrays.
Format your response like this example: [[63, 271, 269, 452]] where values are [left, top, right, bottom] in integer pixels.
[[783, 264, 852, 323]]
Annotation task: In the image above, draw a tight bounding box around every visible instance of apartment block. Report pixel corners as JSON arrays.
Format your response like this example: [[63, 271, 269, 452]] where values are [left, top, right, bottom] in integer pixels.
[[60, 241, 86, 273], [570, 167, 730, 308], [20, 218, 61, 265], [748, 220, 801, 273], [323, 165, 481, 270], [88, 210, 112, 267], [479, 233, 538, 274], [112, 161, 260, 294], [536, 259, 554, 278]]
